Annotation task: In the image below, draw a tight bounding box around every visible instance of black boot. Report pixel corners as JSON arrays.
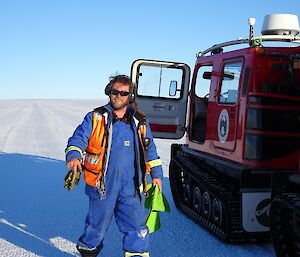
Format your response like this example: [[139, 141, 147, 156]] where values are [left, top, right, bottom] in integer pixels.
[[76, 245, 100, 257]]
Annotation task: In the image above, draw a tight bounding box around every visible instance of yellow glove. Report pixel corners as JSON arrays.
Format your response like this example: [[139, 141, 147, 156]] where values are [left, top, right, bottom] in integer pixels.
[[64, 170, 81, 191]]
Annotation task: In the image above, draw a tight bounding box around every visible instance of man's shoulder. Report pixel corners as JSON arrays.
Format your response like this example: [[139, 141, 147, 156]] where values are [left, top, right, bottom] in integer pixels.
[[93, 103, 111, 115]]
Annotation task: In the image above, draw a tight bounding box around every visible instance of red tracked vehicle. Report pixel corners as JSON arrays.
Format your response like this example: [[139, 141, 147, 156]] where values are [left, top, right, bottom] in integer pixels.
[[131, 14, 300, 256]]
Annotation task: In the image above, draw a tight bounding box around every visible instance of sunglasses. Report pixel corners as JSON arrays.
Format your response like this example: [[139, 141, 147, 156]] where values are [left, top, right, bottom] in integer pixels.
[[111, 89, 130, 97]]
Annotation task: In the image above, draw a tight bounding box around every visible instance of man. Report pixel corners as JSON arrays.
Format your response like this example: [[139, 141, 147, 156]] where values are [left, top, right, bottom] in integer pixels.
[[65, 75, 163, 257]]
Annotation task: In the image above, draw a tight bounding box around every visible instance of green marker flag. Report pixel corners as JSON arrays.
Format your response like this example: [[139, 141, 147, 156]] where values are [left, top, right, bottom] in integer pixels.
[[144, 184, 170, 233], [146, 210, 160, 233]]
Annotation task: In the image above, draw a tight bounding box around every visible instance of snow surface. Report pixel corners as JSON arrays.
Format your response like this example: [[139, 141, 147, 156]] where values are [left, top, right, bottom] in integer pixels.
[[0, 100, 275, 257]]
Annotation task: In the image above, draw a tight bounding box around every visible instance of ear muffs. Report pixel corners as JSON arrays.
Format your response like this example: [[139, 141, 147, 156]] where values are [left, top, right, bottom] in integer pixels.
[[104, 81, 136, 104], [104, 81, 112, 96], [128, 83, 136, 104]]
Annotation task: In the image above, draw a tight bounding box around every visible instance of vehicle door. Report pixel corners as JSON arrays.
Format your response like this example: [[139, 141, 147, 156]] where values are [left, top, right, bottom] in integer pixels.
[[131, 59, 190, 139], [212, 59, 243, 151]]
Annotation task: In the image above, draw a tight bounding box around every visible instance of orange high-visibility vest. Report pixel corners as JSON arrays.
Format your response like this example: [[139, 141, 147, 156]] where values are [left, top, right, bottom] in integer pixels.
[[83, 109, 150, 189], [83, 111, 107, 187]]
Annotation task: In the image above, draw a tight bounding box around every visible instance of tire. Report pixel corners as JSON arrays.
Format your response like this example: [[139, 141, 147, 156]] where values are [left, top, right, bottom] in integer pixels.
[[182, 172, 192, 205], [192, 187, 202, 213], [202, 191, 211, 220], [212, 198, 223, 227]]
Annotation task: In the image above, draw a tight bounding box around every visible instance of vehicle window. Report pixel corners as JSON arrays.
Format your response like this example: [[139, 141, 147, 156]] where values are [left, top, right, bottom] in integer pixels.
[[195, 65, 212, 97], [219, 62, 242, 104], [136, 65, 183, 99], [189, 65, 212, 143], [257, 54, 300, 97]]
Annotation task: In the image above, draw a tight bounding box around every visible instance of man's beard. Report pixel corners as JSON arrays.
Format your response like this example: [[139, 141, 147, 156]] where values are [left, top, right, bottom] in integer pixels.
[[110, 97, 128, 110]]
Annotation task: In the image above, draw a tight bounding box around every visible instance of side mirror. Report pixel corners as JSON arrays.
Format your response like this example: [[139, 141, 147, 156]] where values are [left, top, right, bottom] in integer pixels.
[[203, 71, 212, 79], [169, 80, 178, 96]]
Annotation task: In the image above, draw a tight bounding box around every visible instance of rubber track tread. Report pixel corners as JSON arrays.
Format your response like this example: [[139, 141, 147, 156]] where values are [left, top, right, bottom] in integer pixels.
[[270, 193, 300, 257], [170, 152, 271, 243]]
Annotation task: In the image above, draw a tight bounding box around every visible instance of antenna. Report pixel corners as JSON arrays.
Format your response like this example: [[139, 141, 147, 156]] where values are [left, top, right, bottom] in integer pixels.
[[248, 17, 256, 47]]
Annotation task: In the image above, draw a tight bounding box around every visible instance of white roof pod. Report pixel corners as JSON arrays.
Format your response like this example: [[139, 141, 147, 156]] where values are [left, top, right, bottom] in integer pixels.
[[261, 14, 300, 36]]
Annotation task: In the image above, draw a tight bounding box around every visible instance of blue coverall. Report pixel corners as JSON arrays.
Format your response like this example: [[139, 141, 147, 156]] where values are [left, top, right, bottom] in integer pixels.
[[66, 104, 163, 255]]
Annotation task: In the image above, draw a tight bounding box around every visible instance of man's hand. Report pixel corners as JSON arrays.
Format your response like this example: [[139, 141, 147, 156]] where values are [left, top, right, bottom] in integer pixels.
[[64, 158, 83, 191], [67, 158, 82, 174], [152, 178, 162, 192]]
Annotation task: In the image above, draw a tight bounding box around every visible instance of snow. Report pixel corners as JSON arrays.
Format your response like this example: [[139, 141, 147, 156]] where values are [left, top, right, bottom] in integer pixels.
[[0, 100, 275, 257]]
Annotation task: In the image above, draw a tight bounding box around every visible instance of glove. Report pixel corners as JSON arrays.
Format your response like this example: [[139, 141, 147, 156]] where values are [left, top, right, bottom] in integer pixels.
[[64, 169, 81, 191]]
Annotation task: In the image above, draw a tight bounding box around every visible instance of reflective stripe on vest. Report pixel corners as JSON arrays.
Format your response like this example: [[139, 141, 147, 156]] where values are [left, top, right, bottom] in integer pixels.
[[85, 154, 100, 165]]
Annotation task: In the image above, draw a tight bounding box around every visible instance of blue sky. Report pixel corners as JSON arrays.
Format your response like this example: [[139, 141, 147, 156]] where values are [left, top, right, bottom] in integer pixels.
[[1, 0, 300, 99]]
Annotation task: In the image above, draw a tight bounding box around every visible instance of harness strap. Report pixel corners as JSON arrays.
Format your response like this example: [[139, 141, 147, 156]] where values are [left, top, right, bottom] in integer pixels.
[[133, 110, 151, 193]]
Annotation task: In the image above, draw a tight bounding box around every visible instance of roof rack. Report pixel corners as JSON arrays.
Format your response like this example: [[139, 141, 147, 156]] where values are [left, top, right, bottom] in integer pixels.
[[197, 35, 300, 57]]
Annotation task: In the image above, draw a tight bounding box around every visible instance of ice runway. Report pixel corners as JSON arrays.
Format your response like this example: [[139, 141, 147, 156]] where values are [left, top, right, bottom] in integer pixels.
[[0, 99, 104, 160]]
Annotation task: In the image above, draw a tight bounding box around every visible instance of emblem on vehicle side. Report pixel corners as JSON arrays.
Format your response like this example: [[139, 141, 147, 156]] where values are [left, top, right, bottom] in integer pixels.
[[218, 109, 229, 143], [256, 198, 271, 227]]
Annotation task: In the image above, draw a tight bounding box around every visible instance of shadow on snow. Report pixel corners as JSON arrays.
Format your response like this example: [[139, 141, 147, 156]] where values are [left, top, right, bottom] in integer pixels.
[[0, 153, 275, 257]]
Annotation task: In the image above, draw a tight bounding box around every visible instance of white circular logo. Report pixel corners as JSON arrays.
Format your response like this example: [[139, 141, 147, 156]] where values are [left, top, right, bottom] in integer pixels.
[[218, 109, 229, 143]]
